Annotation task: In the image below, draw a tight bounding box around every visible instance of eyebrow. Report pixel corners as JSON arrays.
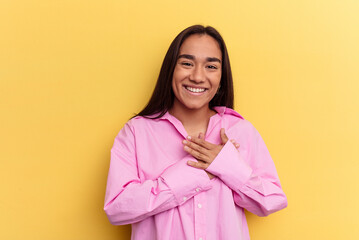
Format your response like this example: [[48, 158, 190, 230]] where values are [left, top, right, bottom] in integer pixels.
[[178, 54, 221, 63]]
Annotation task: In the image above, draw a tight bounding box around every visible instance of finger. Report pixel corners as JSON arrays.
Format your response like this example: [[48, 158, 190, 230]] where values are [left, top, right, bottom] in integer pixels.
[[183, 146, 210, 162], [198, 132, 204, 139], [220, 128, 229, 145], [230, 139, 240, 149], [187, 136, 214, 150], [187, 160, 208, 169], [183, 140, 208, 154]]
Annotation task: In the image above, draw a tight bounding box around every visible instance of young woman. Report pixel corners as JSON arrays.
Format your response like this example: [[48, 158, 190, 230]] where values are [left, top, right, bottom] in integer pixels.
[[104, 25, 287, 240]]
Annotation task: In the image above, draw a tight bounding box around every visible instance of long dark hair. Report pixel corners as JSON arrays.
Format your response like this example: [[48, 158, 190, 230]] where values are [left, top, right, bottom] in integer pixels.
[[135, 25, 234, 119]]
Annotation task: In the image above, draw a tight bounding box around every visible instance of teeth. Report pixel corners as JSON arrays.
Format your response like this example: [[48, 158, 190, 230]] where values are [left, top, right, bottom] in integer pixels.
[[185, 86, 206, 93]]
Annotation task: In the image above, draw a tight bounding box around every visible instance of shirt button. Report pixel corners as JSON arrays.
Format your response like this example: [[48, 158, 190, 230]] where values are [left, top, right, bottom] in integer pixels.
[[197, 203, 202, 208], [183, 197, 187, 201], [196, 188, 201, 192]]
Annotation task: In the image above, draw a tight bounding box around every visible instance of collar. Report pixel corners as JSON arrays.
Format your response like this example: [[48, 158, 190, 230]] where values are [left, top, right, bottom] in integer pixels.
[[157, 106, 244, 121], [212, 106, 244, 119], [152, 106, 243, 139]]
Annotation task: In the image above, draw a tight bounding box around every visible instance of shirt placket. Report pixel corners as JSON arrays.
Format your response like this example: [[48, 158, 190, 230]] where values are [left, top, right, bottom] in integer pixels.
[[193, 190, 207, 240]]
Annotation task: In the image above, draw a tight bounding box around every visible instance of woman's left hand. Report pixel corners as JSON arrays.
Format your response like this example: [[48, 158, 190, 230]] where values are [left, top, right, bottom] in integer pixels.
[[183, 128, 240, 170]]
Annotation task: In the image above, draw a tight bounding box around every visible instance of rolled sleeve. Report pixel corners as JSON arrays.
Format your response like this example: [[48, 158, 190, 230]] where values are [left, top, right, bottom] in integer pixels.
[[206, 141, 253, 191], [161, 156, 213, 205]]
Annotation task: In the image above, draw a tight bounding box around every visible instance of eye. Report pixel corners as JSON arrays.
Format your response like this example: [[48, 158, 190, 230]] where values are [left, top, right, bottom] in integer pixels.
[[181, 62, 193, 67], [207, 65, 218, 69]]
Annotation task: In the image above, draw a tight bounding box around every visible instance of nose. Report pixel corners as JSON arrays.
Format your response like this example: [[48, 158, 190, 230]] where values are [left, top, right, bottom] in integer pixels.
[[189, 66, 205, 83]]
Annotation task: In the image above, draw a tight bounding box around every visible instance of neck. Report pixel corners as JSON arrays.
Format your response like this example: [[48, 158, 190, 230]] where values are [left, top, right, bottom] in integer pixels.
[[169, 101, 216, 136]]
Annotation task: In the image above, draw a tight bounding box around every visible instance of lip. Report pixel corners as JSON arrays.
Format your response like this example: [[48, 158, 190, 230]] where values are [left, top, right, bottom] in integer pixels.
[[182, 85, 207, 96]]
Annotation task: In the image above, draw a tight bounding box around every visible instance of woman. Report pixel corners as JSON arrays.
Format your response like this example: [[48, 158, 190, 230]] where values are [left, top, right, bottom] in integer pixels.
[[104, 25, 287, 240]]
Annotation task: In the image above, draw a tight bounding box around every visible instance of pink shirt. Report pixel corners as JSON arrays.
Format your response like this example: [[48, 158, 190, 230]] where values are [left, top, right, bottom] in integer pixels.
[[104, 106, 287, 240]]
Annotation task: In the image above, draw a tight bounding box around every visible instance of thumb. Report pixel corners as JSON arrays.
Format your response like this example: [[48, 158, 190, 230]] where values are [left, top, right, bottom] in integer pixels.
[[198, 132, 204, 139], [220, 128, 228, 145]]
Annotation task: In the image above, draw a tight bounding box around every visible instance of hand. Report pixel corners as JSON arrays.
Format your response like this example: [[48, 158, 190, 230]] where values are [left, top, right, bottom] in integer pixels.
[[183, 128, 240, 178], [198, 133, 215, 180]]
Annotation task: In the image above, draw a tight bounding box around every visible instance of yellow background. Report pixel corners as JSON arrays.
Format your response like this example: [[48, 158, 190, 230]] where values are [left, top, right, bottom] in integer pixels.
[[1, 0, 358, 239]]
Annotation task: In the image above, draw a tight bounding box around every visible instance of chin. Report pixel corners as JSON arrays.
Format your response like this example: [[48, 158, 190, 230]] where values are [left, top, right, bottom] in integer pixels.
[[182, 102, 208, 111]]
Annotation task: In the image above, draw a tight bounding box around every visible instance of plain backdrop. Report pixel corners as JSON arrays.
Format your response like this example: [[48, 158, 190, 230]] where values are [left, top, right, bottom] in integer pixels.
[[1, 0, 358, 239]]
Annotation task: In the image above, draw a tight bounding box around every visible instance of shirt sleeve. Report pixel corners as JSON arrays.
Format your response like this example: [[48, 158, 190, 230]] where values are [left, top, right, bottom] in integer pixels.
[[104, 122, 213, 225], [205, 121, 288, 217]]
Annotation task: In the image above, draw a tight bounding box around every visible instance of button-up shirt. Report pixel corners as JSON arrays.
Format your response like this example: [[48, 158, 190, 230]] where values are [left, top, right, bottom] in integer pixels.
[[104, 106, 288, 240]]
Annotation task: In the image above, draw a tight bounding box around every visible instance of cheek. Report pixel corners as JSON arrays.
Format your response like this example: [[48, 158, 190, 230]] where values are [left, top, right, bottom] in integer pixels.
[[173, 67, 187, 81], [211, 73, 222, 88], [171, 79, 177, 96], [172, 68, 188, 91], [171, 73, 182, 98], [171, 68, 178, 87], [172, 72, 179, 87]]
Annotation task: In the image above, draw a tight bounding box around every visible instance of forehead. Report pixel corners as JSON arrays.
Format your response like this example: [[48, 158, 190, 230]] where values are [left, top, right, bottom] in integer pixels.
[[179, 34, 222, 60]]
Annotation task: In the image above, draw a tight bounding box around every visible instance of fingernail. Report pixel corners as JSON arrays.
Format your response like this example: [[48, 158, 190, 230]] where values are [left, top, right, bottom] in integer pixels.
[[187, 136, 192, 140], [184, 146, 189, 151], [183, 140, 187, 144]]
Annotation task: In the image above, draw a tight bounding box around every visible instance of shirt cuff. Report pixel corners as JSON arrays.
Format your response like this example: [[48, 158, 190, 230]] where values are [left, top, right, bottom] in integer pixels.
[[160, 157, 213, 205], [206, 141, 253, 190]]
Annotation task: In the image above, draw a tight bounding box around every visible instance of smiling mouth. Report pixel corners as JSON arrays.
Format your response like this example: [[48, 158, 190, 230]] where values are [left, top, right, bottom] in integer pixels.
[[184, 86, 207, 93]]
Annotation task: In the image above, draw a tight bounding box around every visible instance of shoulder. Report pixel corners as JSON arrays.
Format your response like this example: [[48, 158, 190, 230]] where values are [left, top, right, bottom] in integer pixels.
[[218, 107, 244, 122], [125, 114, 167, 133], [215, 106, 257, 137], [215, 106, 249, 127], [126, 115, 154, 130], [113, 116, 151, 142]]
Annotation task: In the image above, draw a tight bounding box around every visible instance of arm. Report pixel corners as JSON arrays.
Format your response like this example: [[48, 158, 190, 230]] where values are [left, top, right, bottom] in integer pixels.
[[206, 123, 288, 217], [104, 123, 212, 225]]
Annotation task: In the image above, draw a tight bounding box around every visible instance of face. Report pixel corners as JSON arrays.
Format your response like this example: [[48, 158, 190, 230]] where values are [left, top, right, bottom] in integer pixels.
[[171, 34, 222, 112]]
